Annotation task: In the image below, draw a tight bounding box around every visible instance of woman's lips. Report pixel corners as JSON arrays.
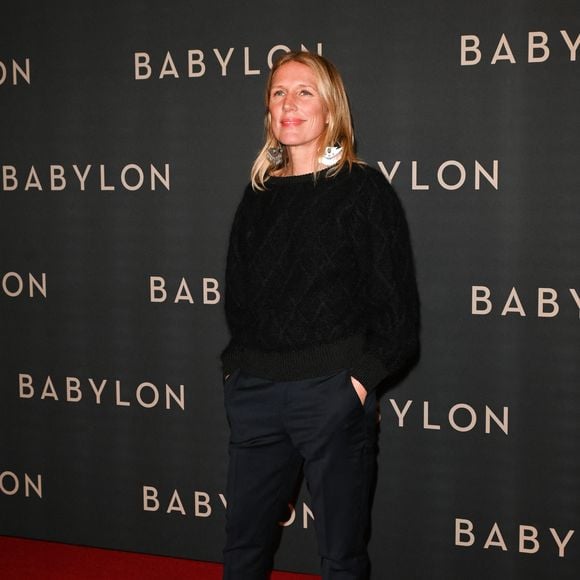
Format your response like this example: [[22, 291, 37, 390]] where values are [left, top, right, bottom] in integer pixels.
[[281, 118, 304, 126]]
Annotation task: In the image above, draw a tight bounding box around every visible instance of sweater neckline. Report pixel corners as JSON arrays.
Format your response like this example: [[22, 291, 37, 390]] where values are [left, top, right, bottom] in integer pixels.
[[266, 166, 337, 186]]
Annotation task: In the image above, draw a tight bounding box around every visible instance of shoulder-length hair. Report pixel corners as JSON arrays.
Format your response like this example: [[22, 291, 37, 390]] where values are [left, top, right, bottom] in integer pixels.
[[250, 51, 360, 190]]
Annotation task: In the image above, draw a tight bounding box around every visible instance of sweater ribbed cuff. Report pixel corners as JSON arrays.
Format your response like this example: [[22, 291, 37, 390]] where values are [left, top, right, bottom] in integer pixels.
[[351, 352, 388, 393], [221, 342, 243, 382]]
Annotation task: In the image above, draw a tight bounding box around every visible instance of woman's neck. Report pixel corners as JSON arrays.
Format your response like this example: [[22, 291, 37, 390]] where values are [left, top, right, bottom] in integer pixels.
[[283, 144, 322, 176]]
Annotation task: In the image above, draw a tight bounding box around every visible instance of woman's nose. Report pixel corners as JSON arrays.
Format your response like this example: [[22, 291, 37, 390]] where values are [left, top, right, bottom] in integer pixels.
[[282, 95, 296, 110]]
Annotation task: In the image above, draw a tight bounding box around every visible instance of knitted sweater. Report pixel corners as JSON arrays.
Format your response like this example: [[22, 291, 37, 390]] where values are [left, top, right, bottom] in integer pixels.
[[220, 163, 420, 392]]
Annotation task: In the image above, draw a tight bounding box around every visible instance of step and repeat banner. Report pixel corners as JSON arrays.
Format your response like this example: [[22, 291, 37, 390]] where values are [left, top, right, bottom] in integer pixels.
[[1, 1, 578, 578]]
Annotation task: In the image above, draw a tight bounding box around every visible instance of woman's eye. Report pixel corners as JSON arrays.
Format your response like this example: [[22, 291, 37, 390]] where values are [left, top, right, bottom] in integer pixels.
[[299, 90, 313, 96], [272, 90, 284, 97]]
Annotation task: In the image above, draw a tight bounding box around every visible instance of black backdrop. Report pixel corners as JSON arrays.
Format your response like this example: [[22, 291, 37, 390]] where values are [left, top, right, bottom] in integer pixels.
[[1, 1, 579, 578]]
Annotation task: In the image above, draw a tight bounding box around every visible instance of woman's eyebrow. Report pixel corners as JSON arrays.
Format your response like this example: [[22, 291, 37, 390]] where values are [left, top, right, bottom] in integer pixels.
[[271, 83, 316, 90]]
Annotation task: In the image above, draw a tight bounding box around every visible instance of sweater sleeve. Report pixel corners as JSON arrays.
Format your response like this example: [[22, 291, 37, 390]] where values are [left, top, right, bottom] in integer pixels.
[[220, 189, 250, 380], [350, 170, 420, 392]]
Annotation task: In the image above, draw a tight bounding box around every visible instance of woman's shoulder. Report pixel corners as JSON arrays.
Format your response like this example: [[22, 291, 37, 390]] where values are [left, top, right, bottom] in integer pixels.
[[346, 162, 397, 198]]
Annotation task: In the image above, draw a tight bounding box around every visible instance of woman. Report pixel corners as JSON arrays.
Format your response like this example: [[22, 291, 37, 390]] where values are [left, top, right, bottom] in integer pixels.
[[221, 51, 420, 580]]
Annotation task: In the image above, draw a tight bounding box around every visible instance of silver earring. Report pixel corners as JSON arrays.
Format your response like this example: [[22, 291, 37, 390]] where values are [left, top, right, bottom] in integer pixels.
[[319, 146, 343, 167], [267, 145, 284, 167]]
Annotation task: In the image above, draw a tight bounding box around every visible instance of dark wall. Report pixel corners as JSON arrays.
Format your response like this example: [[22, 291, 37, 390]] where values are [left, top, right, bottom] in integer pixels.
[[1, 1, 578, 578]]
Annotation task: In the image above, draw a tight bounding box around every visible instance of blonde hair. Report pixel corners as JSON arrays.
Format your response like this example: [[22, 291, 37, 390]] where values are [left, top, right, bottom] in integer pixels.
[[250, 51, 361, 190]]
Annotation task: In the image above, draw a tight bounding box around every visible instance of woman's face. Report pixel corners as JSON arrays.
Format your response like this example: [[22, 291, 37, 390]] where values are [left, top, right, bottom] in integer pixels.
[[268, 60, 329, 157]]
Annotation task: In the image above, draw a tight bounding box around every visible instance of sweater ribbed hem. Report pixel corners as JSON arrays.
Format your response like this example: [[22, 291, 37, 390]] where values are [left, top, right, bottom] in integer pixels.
[[226, 332, 377, 385]]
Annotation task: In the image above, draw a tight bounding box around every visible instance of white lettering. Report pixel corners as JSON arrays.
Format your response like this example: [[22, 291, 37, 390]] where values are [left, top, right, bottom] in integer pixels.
[[159, 52, 179, 79], [377, 161, 400, 183], [501, 287, 526, 316], [303, 502, 315, 529], [520, 525, 540, 554], [136, 382, 159, 408], [474, 160, 499, 190], [40, 377, 58, 401], [99, 164, 115, 191], [175, 278, 194, 303], [24, 166, 42, 191], [203, 277, 220, 304], [18, 374, 34, 398], [213, 48, 234, 76], [411, 161, 429, 190], [491, 34, 516, 64], [0, 472, 41, 498], [560, 31, 580, 61], [89, 378, 107, 404], [538, 288, 559, 318], [150, 164, 170, 190], [194, 492, 212, 517], [267, 45, 291, 68], [150, 276, 167, 302], [72, 164, 91, 191], [2, 271, 46, 298], [50, 165, 66, 191], [134, 52, 152, 80], [423, 401, 441, 430], [528, 32, 550, 63], [167, 490, 186, 515], [2, 165, 18, 190], [455, 518, 475, 546], [13, 59, 31, 84], [437, 160, 466, 191], [143, 485, 160, 511], [2, 272, 23, 296], [244, 46, 260, 75], [166, 384, 185, 410], [549, 528, 575, 558], [115, 379, 131, 407], [24, 473, 42, 498], [66, 377, 82, 402], [120, 164, 145, 191], [389, 399, 413, 427], [484, 522, 508, 551], [280, 503, 296, 527], [461, 35, 481, 66], [448, 403, 477, 432], [0, 58, 31, 85], [188, 50, 205, 77], [0, 472, 19, 495], [485, 406, 509, 435], [569, 289, 580, 318]]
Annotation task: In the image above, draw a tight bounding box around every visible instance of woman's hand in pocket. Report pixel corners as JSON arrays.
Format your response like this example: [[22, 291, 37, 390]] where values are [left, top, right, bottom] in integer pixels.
[[350, 375, 367, 405]]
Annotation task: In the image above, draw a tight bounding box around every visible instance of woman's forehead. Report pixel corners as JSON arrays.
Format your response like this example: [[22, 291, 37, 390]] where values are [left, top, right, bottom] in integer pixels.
[[271, 61, 318, 86]]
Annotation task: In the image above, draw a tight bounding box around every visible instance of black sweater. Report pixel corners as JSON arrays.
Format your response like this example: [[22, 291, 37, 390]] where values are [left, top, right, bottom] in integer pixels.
[[220, 163, 420, 392]]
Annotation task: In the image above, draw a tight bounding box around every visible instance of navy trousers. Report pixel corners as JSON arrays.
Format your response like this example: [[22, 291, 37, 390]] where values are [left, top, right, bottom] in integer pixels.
[[222, 367, 378, 580]]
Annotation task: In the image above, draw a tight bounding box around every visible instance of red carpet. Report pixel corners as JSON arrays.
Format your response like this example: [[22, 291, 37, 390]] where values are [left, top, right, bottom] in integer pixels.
[[0, 536, 321, 579]]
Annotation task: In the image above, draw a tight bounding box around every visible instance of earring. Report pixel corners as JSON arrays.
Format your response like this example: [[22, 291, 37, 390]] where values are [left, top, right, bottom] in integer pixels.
[[267, 145, 284, 167], [319, 145, 343, 167]]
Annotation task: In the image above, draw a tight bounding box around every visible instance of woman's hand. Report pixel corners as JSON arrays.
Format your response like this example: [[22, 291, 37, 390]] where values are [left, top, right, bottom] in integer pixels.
[[350, 375, 367, 405]]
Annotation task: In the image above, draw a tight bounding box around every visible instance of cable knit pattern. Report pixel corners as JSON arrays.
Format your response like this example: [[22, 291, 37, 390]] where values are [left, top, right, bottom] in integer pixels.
[[220, 163, 420, 392]]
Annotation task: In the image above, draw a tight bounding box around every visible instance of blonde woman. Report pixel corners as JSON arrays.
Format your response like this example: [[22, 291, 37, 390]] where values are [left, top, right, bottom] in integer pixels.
[[221, 51, 420, 580]]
